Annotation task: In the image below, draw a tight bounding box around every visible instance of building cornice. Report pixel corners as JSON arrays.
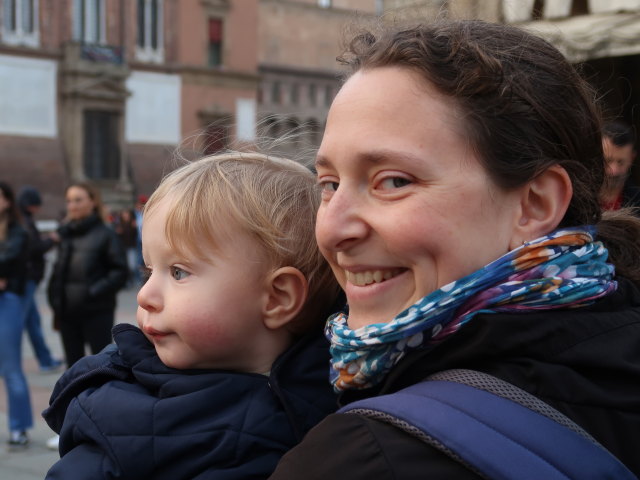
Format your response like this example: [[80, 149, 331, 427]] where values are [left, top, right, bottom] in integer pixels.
[[259, 62, 343, 80]]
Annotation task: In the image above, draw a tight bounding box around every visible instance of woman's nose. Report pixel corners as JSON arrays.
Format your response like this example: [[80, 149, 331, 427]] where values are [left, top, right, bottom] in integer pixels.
[[316, 188, 369, 252]]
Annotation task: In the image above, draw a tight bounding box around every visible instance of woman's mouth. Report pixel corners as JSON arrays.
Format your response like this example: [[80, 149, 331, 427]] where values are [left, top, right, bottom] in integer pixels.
[[346, 268, 405, 286]]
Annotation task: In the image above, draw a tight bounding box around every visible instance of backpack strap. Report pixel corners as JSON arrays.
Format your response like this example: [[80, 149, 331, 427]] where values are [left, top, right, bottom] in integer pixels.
[[338, 369, 637, 480]]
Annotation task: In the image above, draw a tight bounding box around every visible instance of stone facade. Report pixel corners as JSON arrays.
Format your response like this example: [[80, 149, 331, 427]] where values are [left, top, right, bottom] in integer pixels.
[[3, 0, 640, 217], [0, 0, 258, 217], [257, 0, 379, 165]]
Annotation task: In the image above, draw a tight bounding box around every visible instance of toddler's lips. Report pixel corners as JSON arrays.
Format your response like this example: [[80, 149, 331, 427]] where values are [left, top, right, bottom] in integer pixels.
[[143, 325, 168, 338]]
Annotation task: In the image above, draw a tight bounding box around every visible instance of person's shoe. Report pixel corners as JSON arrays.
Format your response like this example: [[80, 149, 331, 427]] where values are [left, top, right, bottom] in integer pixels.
[[46, 434, 60, 450], [7, 430, 29, 449], [40, 359, 64, 373]]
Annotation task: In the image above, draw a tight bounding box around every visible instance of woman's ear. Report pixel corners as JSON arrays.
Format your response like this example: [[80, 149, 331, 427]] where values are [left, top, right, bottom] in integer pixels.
[[262, 267, 308, 330], [510, 165, 573, 249]]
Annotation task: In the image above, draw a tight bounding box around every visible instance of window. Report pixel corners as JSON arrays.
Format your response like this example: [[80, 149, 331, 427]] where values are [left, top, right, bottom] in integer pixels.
[[308, 84, 317, 107], [2, 0, 39, 47], [290, 83, 299, 105], [73, 0, 106, 44], [84, 110, 120, 180], [324, 85, 333, 107], [136, 0, 163, 62], [203, 123, 228, 155], [318, 0, 331, 7], [208, 18, 223, 67], [272, 81, 282, 105]]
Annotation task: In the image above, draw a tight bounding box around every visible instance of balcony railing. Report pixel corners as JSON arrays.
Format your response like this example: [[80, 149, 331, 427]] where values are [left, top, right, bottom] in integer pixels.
[[80, 43, 124, 65]]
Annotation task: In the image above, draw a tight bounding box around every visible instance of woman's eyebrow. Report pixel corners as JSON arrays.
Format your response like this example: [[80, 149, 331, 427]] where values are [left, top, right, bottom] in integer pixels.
[[316, 150, 423, 170]]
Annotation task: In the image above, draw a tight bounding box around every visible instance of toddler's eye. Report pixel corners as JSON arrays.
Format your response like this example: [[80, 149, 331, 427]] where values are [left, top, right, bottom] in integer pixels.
[[378, 177, 412, 189], [170, 266, 190, 281]]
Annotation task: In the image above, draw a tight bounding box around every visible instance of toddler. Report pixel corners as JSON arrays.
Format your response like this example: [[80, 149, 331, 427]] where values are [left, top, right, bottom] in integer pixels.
[[43, 152, 341, 480]]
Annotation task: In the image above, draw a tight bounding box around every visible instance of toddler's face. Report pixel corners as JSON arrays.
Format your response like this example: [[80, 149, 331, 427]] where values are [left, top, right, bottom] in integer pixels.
[[136, 195, 273, 372]]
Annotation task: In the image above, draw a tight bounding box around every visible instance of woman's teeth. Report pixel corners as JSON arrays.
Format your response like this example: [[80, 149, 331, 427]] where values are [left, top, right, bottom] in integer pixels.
[[347, 270, 398, 286]]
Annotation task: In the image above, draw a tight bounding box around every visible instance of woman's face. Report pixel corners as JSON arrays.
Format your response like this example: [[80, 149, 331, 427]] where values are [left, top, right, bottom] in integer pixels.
[[315, 67, 524, 329], [66, 186, 96, 221]]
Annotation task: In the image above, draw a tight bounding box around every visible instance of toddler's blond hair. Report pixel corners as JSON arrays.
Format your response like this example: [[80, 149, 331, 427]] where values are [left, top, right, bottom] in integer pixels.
[[144, 152, 341, 334]]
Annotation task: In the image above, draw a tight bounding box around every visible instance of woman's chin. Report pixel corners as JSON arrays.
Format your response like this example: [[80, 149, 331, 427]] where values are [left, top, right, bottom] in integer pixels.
[[345, 306, 403, 330]]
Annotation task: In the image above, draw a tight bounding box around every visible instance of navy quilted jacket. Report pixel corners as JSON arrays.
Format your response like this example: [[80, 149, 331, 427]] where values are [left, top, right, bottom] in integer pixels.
[[43, 323, 337, 480]]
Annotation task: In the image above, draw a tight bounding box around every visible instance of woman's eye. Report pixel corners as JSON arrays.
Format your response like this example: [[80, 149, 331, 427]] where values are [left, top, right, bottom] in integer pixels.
[[378, 177, 412, 189], [170, 266, 190, 281], [318, 180, 339, 192]]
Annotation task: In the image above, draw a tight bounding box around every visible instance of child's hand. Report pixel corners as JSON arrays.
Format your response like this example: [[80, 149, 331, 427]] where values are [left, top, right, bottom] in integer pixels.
[[0, 278, 7, 290]]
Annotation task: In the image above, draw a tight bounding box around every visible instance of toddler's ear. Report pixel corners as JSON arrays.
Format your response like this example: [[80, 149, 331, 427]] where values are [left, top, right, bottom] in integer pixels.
[[263, 267, 308, 330]]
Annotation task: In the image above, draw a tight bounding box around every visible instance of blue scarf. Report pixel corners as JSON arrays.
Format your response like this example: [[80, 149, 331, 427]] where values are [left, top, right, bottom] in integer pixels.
[[326, 226, 617, 392]]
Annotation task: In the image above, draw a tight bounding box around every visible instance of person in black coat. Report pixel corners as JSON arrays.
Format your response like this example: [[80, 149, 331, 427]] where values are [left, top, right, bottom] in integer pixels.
[[268, 20, 640, 479], [599, 120, 640, 213], [47, 182, 127, 368], [43, 153, 342, 479], [17, 186, 63, 372]]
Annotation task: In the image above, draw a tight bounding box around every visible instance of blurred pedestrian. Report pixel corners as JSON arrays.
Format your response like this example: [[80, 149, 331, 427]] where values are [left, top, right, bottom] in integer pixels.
[[113, 208, 139, 288], [17, 186, 64, 372], [599, 120, 640, 212], [0, 181, 33, 448], [47, 182, 128, 368], [133, 194, 147, 286]]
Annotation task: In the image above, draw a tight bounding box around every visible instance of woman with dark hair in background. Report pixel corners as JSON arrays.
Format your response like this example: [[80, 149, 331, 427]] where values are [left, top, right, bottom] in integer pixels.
[[0, 181, 33, 448], [47, 182, 128, 369]]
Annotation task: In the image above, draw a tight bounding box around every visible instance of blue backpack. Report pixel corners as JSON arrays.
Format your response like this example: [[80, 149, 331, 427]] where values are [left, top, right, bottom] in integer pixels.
[[338, 369, 637, 480]]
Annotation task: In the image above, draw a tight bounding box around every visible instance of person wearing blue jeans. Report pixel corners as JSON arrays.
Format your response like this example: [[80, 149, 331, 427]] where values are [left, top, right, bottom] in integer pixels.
[[18, 186, 63, 372], [0, 291, 33, 447], [22, 279, 62, 371], [0, 181, 33, 448]]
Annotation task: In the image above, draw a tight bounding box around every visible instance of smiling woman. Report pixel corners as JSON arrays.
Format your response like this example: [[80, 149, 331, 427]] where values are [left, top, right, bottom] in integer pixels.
[[270, 19, 640, 479]]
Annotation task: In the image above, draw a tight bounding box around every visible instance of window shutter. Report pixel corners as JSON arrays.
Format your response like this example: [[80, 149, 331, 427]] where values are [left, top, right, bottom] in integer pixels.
[[209, 18, 222, 43]]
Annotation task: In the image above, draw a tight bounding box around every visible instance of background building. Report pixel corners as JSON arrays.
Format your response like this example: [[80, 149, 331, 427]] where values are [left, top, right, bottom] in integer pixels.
[[0, 0, 259, 217], [3, 0, 640, 217], [256, 0, 379, 165]]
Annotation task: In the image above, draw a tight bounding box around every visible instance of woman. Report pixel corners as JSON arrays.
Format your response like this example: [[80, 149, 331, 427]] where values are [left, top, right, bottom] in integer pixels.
[[269, 20, 640, 478], [47, 182, 128, 368], [0, 181, 33, 448]]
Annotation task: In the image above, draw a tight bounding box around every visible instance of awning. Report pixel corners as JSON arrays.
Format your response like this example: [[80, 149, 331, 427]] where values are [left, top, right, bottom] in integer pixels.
[[520, 12, 640, 62]]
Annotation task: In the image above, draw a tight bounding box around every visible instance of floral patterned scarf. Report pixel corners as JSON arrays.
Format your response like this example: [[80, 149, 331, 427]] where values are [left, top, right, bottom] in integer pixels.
[[326, 226, 617, 392]]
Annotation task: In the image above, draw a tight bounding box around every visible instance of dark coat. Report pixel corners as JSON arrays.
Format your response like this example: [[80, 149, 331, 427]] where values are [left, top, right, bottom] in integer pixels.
[[0, 222, 27, 295], [270, 277, 640, 480], [622, 181, 640, 211], [43, 323, 338, 480], [21, 210, 54, 283], [47, 213, 127, 317]]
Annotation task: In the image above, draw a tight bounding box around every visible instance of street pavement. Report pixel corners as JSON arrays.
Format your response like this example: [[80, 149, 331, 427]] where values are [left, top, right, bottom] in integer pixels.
[[0, 284, 139, 479]]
